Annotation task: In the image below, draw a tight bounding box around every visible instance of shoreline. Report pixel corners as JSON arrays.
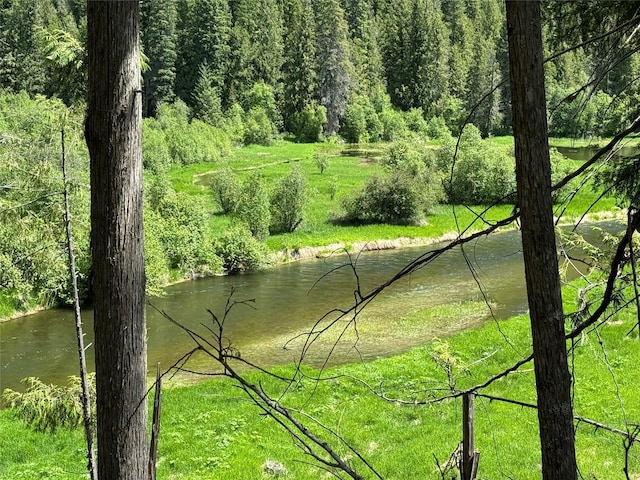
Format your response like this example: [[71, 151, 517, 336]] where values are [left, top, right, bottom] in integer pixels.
[[1, 209, 624, 323]]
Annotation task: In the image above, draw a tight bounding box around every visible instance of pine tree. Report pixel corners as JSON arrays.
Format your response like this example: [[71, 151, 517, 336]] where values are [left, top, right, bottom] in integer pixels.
[[0, 0, 50, 94], [313, 0, 354, 135], [141, 0, 178, 116], [192, 62, 223, 126], [465, 0, 505, 135], [281, 0, 317, 129], [381, 0, 451, 116], [175, 0, 231, 106], [342, 0, 385, 95]]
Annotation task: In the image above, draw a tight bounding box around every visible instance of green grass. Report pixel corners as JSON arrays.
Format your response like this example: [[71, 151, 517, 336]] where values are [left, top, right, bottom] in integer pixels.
[[166, 138, 623, 256], [2, 285, 639, 479], [549, 135, 640, 148]]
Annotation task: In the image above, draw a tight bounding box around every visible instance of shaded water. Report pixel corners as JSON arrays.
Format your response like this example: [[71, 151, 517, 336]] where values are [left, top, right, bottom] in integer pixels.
[[555, 145, 638, 161]]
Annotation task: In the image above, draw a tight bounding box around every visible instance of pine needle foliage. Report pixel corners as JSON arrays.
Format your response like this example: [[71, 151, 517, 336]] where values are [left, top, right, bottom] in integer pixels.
[[3, 375, 96, 433]]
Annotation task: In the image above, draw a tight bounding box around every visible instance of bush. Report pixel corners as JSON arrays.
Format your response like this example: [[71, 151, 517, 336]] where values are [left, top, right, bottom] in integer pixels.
[[340, 172, 430, 225], [3, 375, 96, 433], [340, 140, 443, 225], [427, 116, 452, 140], [290, 102, 326, 143], [314, 152, 329, 174], [439, 127, 516, 205], [214, 225, 270, 273], [340, 101, 368, 143], [244, 82, 282, 131], [404, 108, 429, 137], [379, 108, 409, 141], [244, 107, 277, 146], [152, 191, 221, 277], [238, 172, 271, 241], [270, 166, 308, 234], [142, 119, 172, 174], [211, 168, 242, 214], [154, 101, 231, 165], [222, 103, 246, 146]]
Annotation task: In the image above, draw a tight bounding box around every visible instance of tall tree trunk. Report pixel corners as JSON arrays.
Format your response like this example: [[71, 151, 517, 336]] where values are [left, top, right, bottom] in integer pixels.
[[505, 2, 577, 479], [85, 2, 148, 479]]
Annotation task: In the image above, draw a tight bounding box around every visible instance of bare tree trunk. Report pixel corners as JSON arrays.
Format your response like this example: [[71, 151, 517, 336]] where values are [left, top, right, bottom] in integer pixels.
[[62, 129, 97, 480], [505, 2, 577, 479], [85, 2, 148, 479]]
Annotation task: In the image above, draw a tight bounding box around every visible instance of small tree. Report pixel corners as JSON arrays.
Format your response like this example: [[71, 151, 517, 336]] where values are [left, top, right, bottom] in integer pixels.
[[211, 168, 242, 213], [238, 172, 271, 240], [313, 152, 329, 174], [270, 165, 308, 233]]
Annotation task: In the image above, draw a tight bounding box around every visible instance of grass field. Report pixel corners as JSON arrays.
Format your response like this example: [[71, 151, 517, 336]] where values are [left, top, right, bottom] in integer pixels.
[[1, 280, 639, 479], [166, 138, 621, 255]]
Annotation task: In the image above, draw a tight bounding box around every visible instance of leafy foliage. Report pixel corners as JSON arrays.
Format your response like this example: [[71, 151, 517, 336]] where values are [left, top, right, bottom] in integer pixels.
[[238, 172, 271, 241], [3, 375, 96, 433], [214, 224, 270, 273], [211, 168, 243, 214], [270, 166, 309, 234]]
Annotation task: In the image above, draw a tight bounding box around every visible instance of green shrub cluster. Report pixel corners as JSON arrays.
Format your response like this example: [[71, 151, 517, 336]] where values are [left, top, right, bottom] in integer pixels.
[[143, 101, 232, 171], [439, 126, 517, 205], [338, 140, 442, 225], [214, 225, 270, 273], [339, 92, 442, 144]]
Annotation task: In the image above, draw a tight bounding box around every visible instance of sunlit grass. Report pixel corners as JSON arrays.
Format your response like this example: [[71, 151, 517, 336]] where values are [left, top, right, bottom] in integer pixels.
[[2, 284, 638, 479]]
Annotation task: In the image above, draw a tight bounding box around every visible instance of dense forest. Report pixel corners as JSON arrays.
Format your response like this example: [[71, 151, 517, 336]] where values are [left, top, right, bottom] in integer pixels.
[[1, 0, 639, 315], [2, 0, 639, 139]]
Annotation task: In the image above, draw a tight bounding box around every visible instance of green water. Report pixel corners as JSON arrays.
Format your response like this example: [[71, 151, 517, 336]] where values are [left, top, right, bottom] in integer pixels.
[[0, 222, 619, 393]]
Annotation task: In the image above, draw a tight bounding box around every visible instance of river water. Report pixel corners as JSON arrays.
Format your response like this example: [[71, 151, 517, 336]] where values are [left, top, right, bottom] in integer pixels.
[[0, 222, 618, 394]]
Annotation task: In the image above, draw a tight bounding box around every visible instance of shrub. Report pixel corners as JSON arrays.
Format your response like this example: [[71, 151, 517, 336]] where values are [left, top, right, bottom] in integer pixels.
[[404, 108, 429, 137], [214, 224, 270, 273], [379, 108, 409, 141], [340, 101, 368, 143], [238, 172, 271, 241], [244, 82, 282, 131], [3, 375, 96, 433], [439, 127, 517, 205], [211, 168, 242, 214], [339, 171, 436, 225], [222, 103, 246, 146], [244, 107, 277, 146], [270, 166, 308, 234], [153, 191, 221, 277], [313, 152, 329, 174], [328, 176, 338, 200], [142, 119, 172, 173], [290, 102, 326, 143], [333, 140, 445, 226], [427, 116, 452, 140]]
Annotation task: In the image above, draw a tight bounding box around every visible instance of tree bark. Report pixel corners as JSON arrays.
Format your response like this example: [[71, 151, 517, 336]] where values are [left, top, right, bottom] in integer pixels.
[[85, 2, 148, 479], [505, 2, 577, 479]]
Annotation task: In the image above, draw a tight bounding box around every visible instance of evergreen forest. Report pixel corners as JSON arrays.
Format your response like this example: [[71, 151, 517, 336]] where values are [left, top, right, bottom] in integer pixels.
[[2, 0, 640, 315]]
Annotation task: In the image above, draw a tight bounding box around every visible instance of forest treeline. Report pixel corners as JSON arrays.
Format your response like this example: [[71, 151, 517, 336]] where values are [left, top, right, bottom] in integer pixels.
[[1, 0, 639, 316], [2, 0, 640, 140]]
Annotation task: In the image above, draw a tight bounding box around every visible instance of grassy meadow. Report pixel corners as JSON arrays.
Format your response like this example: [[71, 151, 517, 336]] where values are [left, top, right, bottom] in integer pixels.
[[2, 136, 636, 479], [1, 283, 639, 479], [166, 138, 620, 255]]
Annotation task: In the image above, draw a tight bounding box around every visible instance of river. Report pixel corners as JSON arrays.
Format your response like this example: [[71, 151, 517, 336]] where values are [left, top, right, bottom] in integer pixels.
[[0, 221, 619, 394]]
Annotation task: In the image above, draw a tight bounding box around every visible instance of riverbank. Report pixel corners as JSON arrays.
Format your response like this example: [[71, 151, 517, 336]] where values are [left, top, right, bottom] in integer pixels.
[[2, 274, 638, 479]]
